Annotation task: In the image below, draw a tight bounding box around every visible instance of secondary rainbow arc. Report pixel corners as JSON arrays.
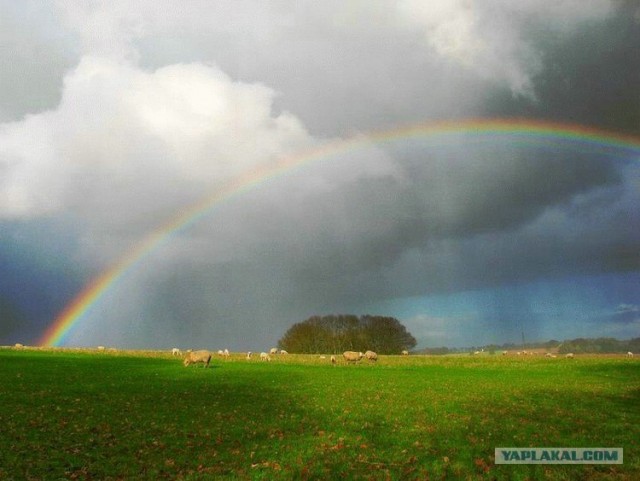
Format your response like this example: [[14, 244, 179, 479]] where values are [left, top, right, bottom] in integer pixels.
[[38, 118, 640, 347]]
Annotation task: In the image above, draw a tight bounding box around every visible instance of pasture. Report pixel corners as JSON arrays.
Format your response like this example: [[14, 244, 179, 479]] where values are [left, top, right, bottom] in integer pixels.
[[0, 348, 638, 480]]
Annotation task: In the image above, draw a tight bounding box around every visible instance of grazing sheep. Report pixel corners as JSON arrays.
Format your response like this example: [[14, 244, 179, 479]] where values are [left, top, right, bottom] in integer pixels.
[[343, 351, 364, 363], [319, 355, 326, 359], [331, 355, 336, 365], [269, 348, 278, 355], [364, 350, 378, 362], [14, 343, 23, 349], [473, 351, 481, 355], [502, 351, 508, 355], [97, 346, 105, 351], [627, 351, 634, 357], [223, 349, 230, 358], [565, 353, 575, 359], [280, 350, 288, 355], [217, 350, 224, 355], [246, 351, 252, 360], [402, 350, 409, 355], [171, 348, 181, 356], [183, 350, 212, 368], [260, 352, 271, 362]]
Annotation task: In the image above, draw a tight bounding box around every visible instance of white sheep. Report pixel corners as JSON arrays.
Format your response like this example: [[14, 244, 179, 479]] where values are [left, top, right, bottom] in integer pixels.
[[364, 350, 378, 362], [171, 348, 181, 356], [402, 350, 409, 355], [217, 350, 224, 355], [331, 355, 336, 365], [565, 353, 575, 359], [97, 346, 105, 351], [183, 350, 212, 368], [627, 351, 634, 357], [260, 352, 271, 362], [246, 351, 252, 360], [343, 351, 364, 363], [269, 348, 278, 355], [223, 349, 230, 358], [280, 350, 288, 355]]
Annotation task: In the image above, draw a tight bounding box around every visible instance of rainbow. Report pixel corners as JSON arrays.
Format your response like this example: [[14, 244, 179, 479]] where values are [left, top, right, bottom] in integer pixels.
[[38, 118, 640, 346]]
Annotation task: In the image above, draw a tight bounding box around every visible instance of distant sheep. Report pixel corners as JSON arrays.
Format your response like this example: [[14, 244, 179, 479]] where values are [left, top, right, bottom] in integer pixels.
[[402, 350, 409, 355], [269, 348, 278, 355], [627, 351, 634, 358], [14, 343, 23, 349], [217, 350, 224, 355], [183, 350, 212, 368], [502, 351, 508, 355], [331, 355, 336, 365], [364, 350, 378, 362], [223, 349, 230, 358], [246, 351, 252, 360], [97, 346, 105, 351], [280, 350, 288, 355], [565, 353, 575, 359], [260, 352, 271, 362], [473, 351, 481, 355], [171, 348, 181, 356], [343, 351, 364, 363]]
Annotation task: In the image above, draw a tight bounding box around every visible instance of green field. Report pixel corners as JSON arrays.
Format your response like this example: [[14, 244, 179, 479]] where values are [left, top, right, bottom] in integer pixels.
[[1, 349, 638, 480]]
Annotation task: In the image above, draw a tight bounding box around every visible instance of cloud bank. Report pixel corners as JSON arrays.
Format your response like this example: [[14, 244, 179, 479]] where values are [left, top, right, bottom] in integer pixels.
[[0, 0, 638, 348]]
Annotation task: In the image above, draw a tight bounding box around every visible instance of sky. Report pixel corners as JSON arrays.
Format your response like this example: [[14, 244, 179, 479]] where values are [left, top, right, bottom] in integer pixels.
[[1, 0, 639, 350]]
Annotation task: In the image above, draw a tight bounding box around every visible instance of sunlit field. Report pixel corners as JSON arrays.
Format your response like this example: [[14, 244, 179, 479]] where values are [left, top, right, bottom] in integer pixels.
[[1, 348, 638, 480]]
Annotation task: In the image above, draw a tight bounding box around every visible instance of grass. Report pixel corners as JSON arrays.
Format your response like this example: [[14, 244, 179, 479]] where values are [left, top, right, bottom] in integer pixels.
[[0, 349, 638, 480]]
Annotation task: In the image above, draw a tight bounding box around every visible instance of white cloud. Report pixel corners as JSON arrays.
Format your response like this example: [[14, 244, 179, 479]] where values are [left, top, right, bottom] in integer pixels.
[[0, 55, 313, 226], [396, 0, 614, 97]]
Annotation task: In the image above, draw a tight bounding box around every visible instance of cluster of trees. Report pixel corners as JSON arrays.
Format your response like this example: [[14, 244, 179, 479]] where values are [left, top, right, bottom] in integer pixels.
[[277, 314, 417, 354]]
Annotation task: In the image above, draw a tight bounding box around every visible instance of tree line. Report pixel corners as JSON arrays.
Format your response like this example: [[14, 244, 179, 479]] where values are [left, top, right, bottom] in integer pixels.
[[277, 314, 417, 354], [557, 337, 640, 354]]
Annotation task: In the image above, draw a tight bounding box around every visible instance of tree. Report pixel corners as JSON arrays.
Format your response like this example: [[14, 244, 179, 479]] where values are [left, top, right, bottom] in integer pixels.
[[277, 314, 417, 354]]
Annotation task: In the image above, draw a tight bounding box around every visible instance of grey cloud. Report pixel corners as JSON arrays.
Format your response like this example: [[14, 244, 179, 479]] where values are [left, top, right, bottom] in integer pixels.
[[484, 2, 640, 135], [0, 1, 78, 122]]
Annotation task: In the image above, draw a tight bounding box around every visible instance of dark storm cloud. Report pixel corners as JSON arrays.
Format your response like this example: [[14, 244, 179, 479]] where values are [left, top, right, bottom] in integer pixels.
[[484, 1, 640, 135]]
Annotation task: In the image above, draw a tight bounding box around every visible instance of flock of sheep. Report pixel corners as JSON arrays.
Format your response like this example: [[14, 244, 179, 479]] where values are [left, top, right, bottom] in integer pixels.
[[177, 347, 385, 368], [177, 347, 635, 367]]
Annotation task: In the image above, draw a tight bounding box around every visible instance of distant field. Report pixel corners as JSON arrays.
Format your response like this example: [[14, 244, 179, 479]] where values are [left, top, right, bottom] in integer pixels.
[[0, 349, 638, 480]]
